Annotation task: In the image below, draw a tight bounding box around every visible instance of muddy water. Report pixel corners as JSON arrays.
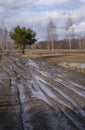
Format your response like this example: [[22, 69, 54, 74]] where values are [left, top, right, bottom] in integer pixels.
[[0, 55, 85, 130]]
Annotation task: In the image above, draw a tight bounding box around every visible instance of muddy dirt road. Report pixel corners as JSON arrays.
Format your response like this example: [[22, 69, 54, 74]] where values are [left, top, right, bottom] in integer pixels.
[[0, 55, 85, 130]]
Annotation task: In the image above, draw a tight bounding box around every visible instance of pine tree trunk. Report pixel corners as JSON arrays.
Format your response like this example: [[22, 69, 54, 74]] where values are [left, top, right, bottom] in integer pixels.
[[22, 45, 25, 54]]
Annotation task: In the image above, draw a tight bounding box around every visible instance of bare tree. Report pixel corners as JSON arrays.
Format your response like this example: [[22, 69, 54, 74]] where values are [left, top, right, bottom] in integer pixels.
[[78, 39, 82, 50], [78, 33, 85, 49], [66, 14, 74, 49], [82, 33, 85, 49], [0, 22, 9, 50], [0, 27, 3, 49], [3, 27, 9, 49], [0, 22, 5, 50], [47, 20, 57, 51]]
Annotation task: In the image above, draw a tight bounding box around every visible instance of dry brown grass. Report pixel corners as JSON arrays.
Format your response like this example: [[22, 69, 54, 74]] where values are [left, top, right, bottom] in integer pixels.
[[18, 49, 85, 63], [58, 62, 85, 73], [46, 54, 85, 64], [68, 66, 85, 73], [44, 53, 85, 73], [19, 49, 85, 73], [19, 49, 85, 59], [1, 49, 84, 73]]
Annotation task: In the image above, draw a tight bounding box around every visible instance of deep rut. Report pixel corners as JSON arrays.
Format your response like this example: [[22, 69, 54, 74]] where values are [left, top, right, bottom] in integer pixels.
[[0, 55, 85, 130]]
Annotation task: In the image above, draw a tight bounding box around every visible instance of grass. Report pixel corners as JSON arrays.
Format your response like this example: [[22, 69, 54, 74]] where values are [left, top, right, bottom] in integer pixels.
[[46, 54, 85, 64], [68, 66, 85, 73], [18, 49, 85, 73], [1, 49, 85, 73], [19, 49, 85, 63]]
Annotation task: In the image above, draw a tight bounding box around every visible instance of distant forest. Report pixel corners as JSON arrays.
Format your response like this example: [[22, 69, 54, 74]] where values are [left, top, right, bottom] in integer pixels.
[[31, 39, 85, 50]]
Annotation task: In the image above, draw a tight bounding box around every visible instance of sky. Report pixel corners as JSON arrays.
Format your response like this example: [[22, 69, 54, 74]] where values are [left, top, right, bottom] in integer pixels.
[[0, 0, 85, 40]]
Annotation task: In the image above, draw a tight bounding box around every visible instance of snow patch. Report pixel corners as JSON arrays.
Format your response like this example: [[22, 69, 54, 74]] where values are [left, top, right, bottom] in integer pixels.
[[38, 81, 70, 108], [27, 80, 51, 106], [17, 83, 32, 130], [59, 62, 85, 69], [38, 70, 50, 77], [35, 75, 47, 84], [55, 78, 85, 98], [25, 60, 39, 69]]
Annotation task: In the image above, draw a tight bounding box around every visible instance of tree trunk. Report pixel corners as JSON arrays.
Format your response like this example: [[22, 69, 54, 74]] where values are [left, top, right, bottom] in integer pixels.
[[78, 39, 81, 50], [51, 40, 54, 52], [47, 41, 50, 50], [22, 45, 25, 54], [68, 38, 72, 50]]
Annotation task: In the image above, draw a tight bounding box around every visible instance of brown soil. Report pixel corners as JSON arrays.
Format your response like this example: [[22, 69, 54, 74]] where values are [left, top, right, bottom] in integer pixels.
[[0, 55, 85, 130]]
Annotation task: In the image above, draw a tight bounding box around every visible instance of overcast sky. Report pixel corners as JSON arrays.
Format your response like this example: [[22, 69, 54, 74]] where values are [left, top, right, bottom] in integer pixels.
[[0, 0, 85, 40]]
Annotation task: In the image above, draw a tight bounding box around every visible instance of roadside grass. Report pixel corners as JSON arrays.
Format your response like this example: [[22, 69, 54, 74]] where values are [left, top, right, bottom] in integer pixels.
[[46, 54, 85, 64], [2, 49, 85, 73], [67, 66, 85, 73], [19, 49, 85, 73], [45, 54, 85, 73], [20, 49, 85, 59]]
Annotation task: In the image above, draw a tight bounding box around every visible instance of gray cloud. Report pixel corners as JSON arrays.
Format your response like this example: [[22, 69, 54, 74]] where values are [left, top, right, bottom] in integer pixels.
[[63, 0, 83, 10], [0, 0, 85, 40], [0, 0, 36, 8], [0, 0, 37, 20]]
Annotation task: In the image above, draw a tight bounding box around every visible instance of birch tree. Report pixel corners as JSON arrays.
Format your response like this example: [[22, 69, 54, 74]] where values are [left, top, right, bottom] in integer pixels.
[[47, 20, 57, 51], [0, 23, 9, 50], [66, 14, 74, 49]]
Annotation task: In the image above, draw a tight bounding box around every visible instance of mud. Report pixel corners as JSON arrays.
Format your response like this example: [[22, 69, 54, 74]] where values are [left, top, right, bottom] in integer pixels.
[[0, 55, 85, 130]]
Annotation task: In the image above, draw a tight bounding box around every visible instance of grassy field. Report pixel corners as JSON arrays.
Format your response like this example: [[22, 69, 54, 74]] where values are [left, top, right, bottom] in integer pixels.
[[1, 49, 85, 73], [46, 55, 85, 73], [19, 49, 85, 73]]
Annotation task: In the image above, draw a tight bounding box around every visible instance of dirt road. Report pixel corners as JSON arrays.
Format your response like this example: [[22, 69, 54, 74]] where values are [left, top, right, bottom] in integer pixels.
[[0, 55, 85, 130]]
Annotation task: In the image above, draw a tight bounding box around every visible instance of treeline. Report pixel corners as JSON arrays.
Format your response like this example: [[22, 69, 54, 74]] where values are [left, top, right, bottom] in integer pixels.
[[32, 39, 85, 50], [0, 25, 13, 50]]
